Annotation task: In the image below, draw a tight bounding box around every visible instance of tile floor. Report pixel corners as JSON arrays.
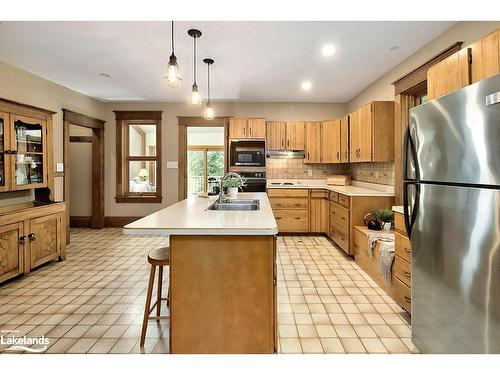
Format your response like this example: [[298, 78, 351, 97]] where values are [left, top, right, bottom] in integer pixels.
[[0, 228, 415, 354]]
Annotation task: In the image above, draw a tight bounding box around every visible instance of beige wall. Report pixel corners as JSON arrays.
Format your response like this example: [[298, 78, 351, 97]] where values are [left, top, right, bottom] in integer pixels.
[[103, 102, 347, 216], [0, 60, 105, 207], [347, 21, 500, 111]]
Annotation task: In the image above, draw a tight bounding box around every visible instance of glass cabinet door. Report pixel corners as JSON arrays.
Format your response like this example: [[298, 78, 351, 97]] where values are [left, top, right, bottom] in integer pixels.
[[11, 115, 46, 189], [0, 112, 9, 191]]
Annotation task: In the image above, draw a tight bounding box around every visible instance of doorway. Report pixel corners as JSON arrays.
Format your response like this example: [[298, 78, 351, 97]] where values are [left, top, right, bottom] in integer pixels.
[[178, 117, 229, 200], [63, 109, 105, 242]]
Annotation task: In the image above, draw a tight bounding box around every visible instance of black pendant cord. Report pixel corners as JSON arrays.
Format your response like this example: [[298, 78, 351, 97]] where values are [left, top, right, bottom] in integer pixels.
[[193, 37, 197, 85], [207, 63, 211, 104], [171, 21, 175, 54]]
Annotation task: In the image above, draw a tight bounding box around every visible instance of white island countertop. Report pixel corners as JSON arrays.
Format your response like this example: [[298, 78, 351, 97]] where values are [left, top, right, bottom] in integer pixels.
[[123, 192, 278, 236], [267, 179, 395, 197]]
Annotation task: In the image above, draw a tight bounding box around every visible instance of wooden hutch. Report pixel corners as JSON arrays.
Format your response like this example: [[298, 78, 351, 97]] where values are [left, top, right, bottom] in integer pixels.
[[0, 98, 66, 284]]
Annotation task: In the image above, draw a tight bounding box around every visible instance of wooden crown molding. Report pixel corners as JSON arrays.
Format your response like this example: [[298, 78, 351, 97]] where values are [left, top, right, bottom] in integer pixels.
[[0, 97, 57, 116], [114, 110, 163, 121], [63, 109, 105, 129], [392, 42, 463, 95]]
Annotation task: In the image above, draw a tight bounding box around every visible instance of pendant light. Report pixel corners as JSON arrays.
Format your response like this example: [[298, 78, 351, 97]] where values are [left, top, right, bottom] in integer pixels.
[[163, 21, 182, 88], [187, 29, 202, 107], [203, 58, 215, 120]]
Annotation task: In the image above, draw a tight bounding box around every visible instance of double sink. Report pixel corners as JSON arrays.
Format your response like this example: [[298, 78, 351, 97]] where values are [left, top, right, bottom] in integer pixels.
[[207, 199, 260, 211]]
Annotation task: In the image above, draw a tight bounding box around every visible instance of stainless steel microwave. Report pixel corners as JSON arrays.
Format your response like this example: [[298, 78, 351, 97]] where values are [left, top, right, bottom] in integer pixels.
[[229, 140, 265, 167]]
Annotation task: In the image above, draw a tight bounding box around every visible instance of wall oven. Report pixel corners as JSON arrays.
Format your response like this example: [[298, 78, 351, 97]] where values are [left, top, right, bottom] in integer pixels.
[[229, 140, 265, 168], [238, 171, 266, 192]]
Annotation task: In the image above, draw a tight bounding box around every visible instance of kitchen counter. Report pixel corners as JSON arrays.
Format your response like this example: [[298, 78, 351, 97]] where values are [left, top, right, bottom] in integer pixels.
[[267, 179, 395, 197], [392, 206, 405, 215], [123, 192, 278, 236]]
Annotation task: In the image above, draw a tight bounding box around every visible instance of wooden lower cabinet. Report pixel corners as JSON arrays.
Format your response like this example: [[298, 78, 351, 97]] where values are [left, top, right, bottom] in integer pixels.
[[394, 211, 412, 314], [309, 189, 329, 233], [169, 235, 276, 353], [329, 194, 394, 256], [268, 188, 309, 233], [0, 202, 66, 284], [0, 222, 24, 283]]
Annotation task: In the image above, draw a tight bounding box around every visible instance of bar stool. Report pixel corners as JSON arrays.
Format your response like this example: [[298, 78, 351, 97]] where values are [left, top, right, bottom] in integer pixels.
[[140, 247, 170, 347]]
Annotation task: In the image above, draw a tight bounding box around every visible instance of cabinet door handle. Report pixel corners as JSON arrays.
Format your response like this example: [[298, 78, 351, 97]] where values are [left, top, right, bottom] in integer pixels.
[[294, 217, 301, 220], [28, 233, 36, 241], [281, 139, 284, 147], [275, 217, 282, 220], [243, 127, 246, 136], [341, 216, 345, 220], [404, 296, 412, 303], [404, 272, 411, 278], [275, 203, 282, 206], [249, 127, 252, 137], [307, 152, 310, 160], [295, 203, 301, 207], [19, 235, 26, 245], [287, 139, 290, 148]]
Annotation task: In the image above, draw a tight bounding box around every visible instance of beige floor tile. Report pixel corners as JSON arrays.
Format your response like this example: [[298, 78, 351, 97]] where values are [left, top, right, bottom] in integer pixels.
[[328, 313, 349, 325], [353, 324, 377, 338], [46, 338, 78, 354], [280, 338, 302, 354], [381, 338, 411, 353], [46, 325, 73, 338], [67, 338, 98, 354], [361, 338, 388, 353], [300, 338, 324, 353], [297, 324, 318, 338], [315, 324, 337, 338], [279, 324, 298, 338], [278, 313, 295, 325], [334, 324, 357, 338], [371, 324, 397, 338], [363, 313, 386, 325], [109, 338, 138, 354], [341, 338, 367, 353], [87, 338, 119, 354], [392, 324, 411, 338], [63, 325, 91, 338], [320, 338, 345, 353], [294, 314, 313, 325]]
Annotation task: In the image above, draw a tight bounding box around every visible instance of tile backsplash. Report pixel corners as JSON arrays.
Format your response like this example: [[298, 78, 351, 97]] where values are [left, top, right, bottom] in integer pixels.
[[266, 159, 395, 186]]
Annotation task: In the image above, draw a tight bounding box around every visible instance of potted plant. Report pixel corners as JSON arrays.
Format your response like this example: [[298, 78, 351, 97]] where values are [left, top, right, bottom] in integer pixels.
[[373, 208, 394, 231], [223, 176, 247, 199]]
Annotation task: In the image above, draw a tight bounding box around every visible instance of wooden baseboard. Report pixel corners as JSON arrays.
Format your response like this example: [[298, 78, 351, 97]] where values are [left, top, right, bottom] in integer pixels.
[[104, 216, 142, 227], [70, 216, 92, 228]]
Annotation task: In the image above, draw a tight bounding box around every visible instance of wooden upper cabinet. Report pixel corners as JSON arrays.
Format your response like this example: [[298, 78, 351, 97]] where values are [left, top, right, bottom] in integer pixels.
[[229, 117, 247, 139], [428, 28, 500, 100], [349, 101, 394, 163], [320, 120, 341, 163], [340, 115, 349, 163], [266, 121, 286, 150], [0, 111, 11, 192], [247, 118, 266, 138], [286, 121, 305, 151], [304, 121, 321, 163]]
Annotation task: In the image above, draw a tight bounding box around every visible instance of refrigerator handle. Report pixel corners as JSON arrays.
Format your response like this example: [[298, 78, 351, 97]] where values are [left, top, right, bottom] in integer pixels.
[[403, 125, 420, 238], [403, 125, 420, 181], [403, 181, 413, 237]]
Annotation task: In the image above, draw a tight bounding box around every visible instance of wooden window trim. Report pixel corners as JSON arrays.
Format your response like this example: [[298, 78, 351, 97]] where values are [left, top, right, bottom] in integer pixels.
[[115, 111, 163, 203], [392, 42, 463, 95]]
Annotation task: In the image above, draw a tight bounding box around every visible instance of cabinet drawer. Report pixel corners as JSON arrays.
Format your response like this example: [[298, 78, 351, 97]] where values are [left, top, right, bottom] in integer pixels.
[[329, 191, 339, 202], [394, 212, 407, 234], [330, 222, 349, 253], [338, 194, 350, 208], [395, 232, 412, 263], [267, 188, 309, 198], [270, 197, 309, 210], [395, 278, 411, 313], [310, 189, 328, 199], [330, 203, 349, 232], [394, 255, 411, 287], [273, 209, 309, 232]]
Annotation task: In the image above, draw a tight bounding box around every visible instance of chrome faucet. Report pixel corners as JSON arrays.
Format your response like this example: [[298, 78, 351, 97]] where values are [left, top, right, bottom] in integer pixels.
[[219, 172, 244, 203]]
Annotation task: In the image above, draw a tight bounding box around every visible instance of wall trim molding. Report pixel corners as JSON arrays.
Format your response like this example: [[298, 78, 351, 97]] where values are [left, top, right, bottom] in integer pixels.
[[104, 216, 143, 227]]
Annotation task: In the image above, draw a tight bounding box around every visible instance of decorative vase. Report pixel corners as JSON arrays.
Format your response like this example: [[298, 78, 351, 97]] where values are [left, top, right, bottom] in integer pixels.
[[383, 221, 392, 231], [228, 187, 238, 199]]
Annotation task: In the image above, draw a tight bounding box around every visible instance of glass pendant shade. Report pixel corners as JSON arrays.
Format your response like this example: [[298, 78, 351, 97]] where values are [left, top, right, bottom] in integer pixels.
[[188, 83, 202, 107], [203, 103, 215, 120], [164, 53, 182, 88]]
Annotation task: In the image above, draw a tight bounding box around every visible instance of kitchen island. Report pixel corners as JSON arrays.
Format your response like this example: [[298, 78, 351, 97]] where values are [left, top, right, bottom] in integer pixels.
[[124, 192, 278, 354]]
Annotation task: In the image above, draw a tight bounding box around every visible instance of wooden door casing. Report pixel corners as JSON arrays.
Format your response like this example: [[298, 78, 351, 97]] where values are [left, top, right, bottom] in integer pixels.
[[0, 221, 24, 283], [28, 213, 61, 270]]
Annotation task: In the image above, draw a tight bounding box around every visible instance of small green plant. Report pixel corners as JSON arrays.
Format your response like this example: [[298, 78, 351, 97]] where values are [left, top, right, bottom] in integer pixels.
[[373, 208, 393, 223], [222, 176, 247, 190]]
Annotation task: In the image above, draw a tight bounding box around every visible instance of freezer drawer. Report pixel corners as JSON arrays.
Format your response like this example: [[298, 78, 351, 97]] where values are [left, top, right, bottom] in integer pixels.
[[411, 183, 500, 353]]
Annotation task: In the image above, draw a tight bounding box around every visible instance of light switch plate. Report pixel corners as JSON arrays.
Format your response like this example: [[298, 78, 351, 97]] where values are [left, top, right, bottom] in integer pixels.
[[56, 163, 64, 172], [166, 161, 178, 169]]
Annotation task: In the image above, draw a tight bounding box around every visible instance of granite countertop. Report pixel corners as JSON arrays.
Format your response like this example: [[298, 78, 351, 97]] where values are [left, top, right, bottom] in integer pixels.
[[266, 179, 395, 197], [123, 192, 278, 236]]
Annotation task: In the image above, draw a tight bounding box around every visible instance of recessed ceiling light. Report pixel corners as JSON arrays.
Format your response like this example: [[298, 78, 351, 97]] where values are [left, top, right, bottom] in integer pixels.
[[389, 45, 400, 52], [99, 72, 111, 78], [322, 44, 336, 57], [301, 81, 312, 91]]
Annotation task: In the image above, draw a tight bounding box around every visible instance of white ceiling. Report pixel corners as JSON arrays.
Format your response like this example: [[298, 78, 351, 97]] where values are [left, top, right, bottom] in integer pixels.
[[0, 21, 455, 102]]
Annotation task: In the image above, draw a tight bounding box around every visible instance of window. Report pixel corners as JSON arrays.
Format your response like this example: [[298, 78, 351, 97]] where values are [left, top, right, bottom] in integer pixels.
[[187, 146, 224, 194], [114, 111, 162, 203]]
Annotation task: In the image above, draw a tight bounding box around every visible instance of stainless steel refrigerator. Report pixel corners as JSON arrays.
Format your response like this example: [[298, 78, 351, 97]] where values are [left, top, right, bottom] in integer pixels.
[[404, 74, 500, 353]]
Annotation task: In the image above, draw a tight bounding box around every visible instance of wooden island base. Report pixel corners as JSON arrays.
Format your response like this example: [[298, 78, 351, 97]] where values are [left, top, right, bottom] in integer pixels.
[[169, 235, 277, 354]]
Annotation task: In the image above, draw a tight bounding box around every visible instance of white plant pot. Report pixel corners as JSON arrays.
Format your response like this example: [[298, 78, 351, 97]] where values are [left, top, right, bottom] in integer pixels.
[[383, 222, 392, 231], [228, 187, 238, 199]]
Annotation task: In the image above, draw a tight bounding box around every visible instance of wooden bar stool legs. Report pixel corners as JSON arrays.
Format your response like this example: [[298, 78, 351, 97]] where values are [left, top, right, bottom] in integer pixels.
[[140, 247, 170, 347]]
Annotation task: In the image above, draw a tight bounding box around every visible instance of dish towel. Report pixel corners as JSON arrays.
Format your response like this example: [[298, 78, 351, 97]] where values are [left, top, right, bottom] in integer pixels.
[[367, 232, 394, 258], [378, 239, 395, 286]]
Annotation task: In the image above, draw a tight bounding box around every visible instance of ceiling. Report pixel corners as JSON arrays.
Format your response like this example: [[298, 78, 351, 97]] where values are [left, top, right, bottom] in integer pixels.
[[0, 21, 455, 102]]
